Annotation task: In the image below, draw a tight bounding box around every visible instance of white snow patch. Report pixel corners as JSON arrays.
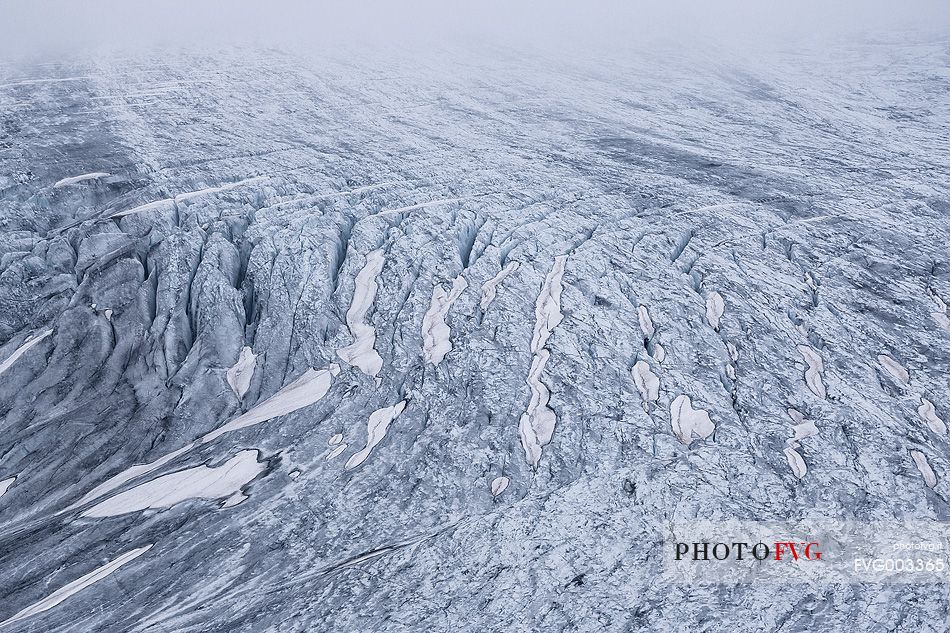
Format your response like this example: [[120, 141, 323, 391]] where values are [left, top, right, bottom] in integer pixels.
[[531, 256, 567, 353], [337, 249, 385, 376], [65, 443, 196, 512], [0, 329, 53, 378], [518, 255, 569, 468], [791, 422, 819, 443], [0, 476, 15, 499], [670, 395, 715, 445], [784, 446, 808, 479], [652, 343, 666, 363], [68, 366, 338, 513], [83, 450, 264, 517], [328, 434, 343, 446], [786, 408, 819, 442], [783, 409, 815, 479], [797, 345, 826, 399], [632, 360, 659, 408], [326, 444, 348, 461], [490, 476, 509, 497], [344, 401, 407, 470], [480, 262, 519, 311], [910, 450, 937, 489], [705, 291, 725, 330], [226, 346, 257, 400], [519, 351, 558, 467], [917, 398, 947, 436], [878, 354, 909, 385], [637, 305, 655, 340], [422, 275, 467, 365], [104, 309, 113, 321], [0, 545, 152, 629], [53, 172, 110, 188], [202, 365, 339, 443], [726, 343, 738, 379]]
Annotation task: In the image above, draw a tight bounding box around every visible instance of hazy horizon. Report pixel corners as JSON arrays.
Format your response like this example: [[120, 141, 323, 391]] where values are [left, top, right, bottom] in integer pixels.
[[3, 0, 949, 62]]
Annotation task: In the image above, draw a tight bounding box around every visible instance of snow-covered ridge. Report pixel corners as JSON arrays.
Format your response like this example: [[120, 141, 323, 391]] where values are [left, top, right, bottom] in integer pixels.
[[380, 197, 470, 216], [109, 198, 175, 219], [479, 261, 519, 311], [337, 249, 385, 377], [175, 177, 265, 203], [111, 176, 264, 218], [53, 172, 110, 188]]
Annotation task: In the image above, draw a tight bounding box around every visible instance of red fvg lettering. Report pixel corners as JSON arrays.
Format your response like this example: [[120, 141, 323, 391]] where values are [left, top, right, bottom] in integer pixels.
[[774, 542, 822, 561], [774, 542, 798, 561]]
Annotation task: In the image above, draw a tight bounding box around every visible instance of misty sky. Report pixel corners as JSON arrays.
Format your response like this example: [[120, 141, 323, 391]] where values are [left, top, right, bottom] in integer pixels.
[[2, 0, 949, 60]]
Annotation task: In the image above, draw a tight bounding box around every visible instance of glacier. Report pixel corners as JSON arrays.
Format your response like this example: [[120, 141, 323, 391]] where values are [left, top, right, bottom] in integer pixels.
[[0, 36, 949, 632]]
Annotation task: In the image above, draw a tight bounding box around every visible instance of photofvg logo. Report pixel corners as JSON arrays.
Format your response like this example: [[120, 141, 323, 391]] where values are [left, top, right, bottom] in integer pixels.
[[663, 521, 949, 585], [675, 540, 822, 562]]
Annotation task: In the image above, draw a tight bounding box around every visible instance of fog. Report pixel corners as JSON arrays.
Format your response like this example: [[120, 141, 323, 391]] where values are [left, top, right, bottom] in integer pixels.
[[2, 0, 949, 61]]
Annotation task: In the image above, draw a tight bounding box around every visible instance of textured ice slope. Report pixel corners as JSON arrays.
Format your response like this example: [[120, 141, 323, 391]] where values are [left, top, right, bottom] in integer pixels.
[[0, 40, 949, 632]]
